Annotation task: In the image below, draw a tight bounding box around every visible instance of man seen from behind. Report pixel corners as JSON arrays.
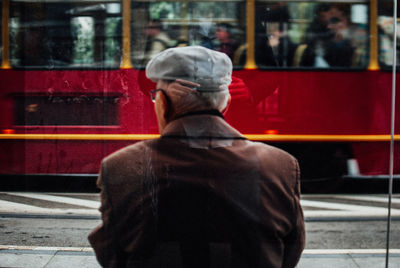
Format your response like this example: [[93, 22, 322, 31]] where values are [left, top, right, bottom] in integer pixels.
[[89, 46, 305, 268]]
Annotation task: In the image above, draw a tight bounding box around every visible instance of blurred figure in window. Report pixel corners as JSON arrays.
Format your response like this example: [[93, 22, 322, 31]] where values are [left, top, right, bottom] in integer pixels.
[[215, 23, 239, 61], [324, 6, 354, 66], [255, 3, 297, 67], [300, 4, 365, 67], [294, 4, 332, 67], [143, 19, 173, 64], [303, 4, 332, 45], [266, 22, 297, 67], [198, 22, 216, 50]]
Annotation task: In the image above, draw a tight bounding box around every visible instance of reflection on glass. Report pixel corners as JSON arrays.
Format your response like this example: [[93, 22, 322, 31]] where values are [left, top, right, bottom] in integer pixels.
[[9, 1, 122, 68], [71, 17, 94, 65], [190, 2, 239, 20], [255, 2, 369, 68], [105, 17, 122, 65], [131, 1, 246, 67]]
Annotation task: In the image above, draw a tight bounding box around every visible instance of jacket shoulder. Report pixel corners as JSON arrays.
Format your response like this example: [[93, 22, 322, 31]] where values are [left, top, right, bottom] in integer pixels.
[[248, 141, 297, 163], [99, 140, 156, 182], [103, 140, 153, 164], [245, 141, 300, 186]]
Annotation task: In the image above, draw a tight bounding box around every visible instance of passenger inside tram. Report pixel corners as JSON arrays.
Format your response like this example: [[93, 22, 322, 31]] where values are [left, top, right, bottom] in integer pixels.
[[299, 4, 367, 67], [265, 21, 298, 67], [255, 3, 298, 67], [214, 23, 240, 61], [296, 4, 333, 67], [142, 20, 174, 65], [303, 4, 332, 45]]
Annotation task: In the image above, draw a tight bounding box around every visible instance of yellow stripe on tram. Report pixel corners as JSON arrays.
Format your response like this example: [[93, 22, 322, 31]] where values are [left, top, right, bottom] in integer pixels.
[[0, 134, 160, 141], [0, 134, 399, 142], [245, 135, 400, 142]]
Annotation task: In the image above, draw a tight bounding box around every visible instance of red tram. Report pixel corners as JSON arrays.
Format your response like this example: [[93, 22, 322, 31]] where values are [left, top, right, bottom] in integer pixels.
[[0, 0, 399, 190]]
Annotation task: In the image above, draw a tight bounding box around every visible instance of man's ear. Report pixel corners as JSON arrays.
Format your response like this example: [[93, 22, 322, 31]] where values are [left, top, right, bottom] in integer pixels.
[[221, 95, 231, 115], [158, 90, 171, 122], [154, 90, 170, 133]]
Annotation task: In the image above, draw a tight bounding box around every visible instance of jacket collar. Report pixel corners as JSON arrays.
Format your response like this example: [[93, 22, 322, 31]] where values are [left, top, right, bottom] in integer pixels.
[[161, 113, 246, 148]]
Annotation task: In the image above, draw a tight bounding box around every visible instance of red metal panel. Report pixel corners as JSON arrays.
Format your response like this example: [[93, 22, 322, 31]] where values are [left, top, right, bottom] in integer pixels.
[[0, 69, 399, 176]]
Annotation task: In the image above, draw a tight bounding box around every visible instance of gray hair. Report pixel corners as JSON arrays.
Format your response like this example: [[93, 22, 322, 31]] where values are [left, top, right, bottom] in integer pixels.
[[163, 80, 230, 119], [198, 91, 230, 111]]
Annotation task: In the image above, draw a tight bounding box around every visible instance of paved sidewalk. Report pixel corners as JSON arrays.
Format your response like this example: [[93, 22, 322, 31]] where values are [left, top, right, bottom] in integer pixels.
[[1, 246, 400, 268]]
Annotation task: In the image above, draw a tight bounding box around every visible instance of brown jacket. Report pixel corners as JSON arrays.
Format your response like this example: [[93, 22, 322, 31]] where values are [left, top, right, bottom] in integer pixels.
[[89, 113, 305, 268]]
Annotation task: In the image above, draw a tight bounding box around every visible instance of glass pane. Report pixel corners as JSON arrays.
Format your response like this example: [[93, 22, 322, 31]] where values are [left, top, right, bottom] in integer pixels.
[[71, 17, 95, 65], [378, 0, 400, 66], [131, 1, 246, 67], [105, 16, 122, 65], [9, 1, 122, 68], [255, 2, 369, 68], [0, 0, 2, 64]]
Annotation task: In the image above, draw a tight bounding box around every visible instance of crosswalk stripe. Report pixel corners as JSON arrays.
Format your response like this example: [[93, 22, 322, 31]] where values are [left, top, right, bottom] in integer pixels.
[[335, 195, 400, 204], [0, 200, 100, 215], [0, 200, 44, 212], [6, 192, 100, 209], [304, 210, 400, 218], [303, 249, 400, 254], [300, 199, 394, 212], [1, 193, 400, 218]]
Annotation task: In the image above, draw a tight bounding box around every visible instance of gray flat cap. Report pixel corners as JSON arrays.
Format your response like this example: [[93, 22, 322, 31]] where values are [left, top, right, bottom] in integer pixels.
[[145, 46, 232, 92]]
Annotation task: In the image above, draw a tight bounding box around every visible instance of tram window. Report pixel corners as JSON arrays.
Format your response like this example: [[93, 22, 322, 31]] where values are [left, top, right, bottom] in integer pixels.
[[9, 1, 122, 68], [0, 0, 2, 63], [131, 1, 246, 67], [378, 0, 400, 67], [255, 2, 369, 69], [14, 95, 119, 126]]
